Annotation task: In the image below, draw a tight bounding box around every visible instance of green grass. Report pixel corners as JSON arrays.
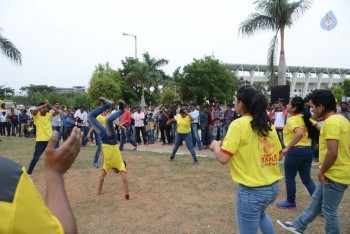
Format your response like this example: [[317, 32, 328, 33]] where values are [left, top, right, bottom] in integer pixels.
[[1, 136, 349, 234]]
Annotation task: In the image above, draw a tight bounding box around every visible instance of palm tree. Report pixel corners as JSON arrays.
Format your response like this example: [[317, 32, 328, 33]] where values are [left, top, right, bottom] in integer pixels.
[[238, 0, 312, 85], [0, 29, 22, 65]]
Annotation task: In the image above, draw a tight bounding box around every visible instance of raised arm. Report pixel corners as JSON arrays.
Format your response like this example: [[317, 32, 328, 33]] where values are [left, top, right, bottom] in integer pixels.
[[45, 127, 82, 234]]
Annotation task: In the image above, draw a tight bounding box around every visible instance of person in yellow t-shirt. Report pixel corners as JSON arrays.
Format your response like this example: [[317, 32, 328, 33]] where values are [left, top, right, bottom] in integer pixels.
[[276, 96, 320, 210], [167, 108, 198, 163], [87, 97, 133, 200], [27, 100, 59, 175], [0, 127, 82, 234], [278, 90, 350, 234], [210, 85, 283, 234]]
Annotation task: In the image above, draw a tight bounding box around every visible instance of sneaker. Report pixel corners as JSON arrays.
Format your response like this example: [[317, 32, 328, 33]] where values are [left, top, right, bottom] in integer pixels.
[[277, 220, 302, 234], [98, 97, 114, 108], [276, 200, 296, 209], [118, 100, 125, 111], [133, 145, 137, 151], [193, 160, 199, 165], [169, 157, 175, 161], [92, 162, 99, 168]]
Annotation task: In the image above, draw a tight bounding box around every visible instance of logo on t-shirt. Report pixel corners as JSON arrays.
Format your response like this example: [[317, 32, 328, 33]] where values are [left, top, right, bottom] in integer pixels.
[[258, 136, 278, 168]]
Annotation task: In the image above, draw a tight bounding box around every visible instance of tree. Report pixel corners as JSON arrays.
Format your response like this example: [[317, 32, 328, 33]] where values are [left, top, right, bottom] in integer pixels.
[[20, 85, 56, 105], [87, 63, 122, 107], [0, 29, 22, 65], [238, 0, 312, 85], [176, 56, 237, 104], [119, 52, 170, 106]]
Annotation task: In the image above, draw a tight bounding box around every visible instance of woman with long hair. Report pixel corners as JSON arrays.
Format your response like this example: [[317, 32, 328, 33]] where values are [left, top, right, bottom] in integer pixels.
[[210, 85, 283, 233], [276, 96, 319, 209]]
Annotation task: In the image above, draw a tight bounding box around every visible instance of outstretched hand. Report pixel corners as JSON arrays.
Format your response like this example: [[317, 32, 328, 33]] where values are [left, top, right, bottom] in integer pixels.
[[45, 127, 83, 174]]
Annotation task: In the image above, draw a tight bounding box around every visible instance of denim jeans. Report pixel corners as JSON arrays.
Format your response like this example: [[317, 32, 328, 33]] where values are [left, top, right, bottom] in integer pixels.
[[171, 122, 177, 142], [293, 180, 348, 234], [201, 125, 211, 146], [148, 129, 155, 143], [52, 125, 61, 148], [170, 132, 197, 162], [93, 134, 102, 164], [222, 125, 229, 139], [213, 125, 222, 141], [11, 123, 18, 136], [236, 181, 279, 234], [119, 125, 137, 150], [276, 129, 285, 148], [87, 103, 123, 145], [27, 141, 48, 174], [191, 123, 202, 149], [284, 146, 315, 203]]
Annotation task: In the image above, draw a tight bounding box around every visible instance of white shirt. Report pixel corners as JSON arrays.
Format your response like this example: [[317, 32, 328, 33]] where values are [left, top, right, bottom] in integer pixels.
[[132, 111, 145, 127]]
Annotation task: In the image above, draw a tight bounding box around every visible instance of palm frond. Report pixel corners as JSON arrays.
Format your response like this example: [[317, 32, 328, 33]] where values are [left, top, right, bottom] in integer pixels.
[[290, 0, 313, 24], [0, 34, 22, 65], [238, 13, 278, 37]]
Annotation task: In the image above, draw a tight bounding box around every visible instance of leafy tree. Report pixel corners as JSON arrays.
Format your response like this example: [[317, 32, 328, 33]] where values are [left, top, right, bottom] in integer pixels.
[[238, 0, 312, 85], [0, 85, 14, 99], [176, 56, 237, 104], [0, 28, 22, 65], [20, 85, 56, 105], [119, 52, 170, 106], [341, 79, 350, 97], [331, 86, 343, 104], [73, 92, 91, 109], [159, 84, 181, 107], [87, 63, 122, 106]]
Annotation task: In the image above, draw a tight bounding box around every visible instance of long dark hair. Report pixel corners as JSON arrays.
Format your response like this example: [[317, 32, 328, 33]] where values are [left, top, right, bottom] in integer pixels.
[[236, 85, 272, 136], [290, 96, 319, 141]]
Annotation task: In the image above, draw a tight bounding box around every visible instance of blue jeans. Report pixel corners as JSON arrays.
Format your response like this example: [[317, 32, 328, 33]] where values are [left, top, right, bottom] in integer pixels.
[[119, 125, 137, 150], [93, 135, 102, 164], [191, 123, 202, 149], [213, 125, 222, 141], [284, 146, 315, 203], [222, 125, 229, 139], [236, 181, 279, 234], [148, 129, 155, 143], [170, 132, 197, 162], [171, 122, 177, 142], [11, 123, 18, 136], [87, 103, 123, 145], [293, 180, 348, 234], [52, 125, 61, 148], [27, 141, 48, 174]]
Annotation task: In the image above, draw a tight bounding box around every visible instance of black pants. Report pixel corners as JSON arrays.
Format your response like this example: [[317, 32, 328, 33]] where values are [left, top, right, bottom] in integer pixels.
[[159, 125, 172, 144], [135, 126, 148, 144]]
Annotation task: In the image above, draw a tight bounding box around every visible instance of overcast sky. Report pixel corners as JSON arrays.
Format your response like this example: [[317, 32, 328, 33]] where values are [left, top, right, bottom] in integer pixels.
[[0, 0, 349, 93]]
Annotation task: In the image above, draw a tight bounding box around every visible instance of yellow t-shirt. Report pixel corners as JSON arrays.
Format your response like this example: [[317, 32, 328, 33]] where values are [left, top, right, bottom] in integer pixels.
[[0, 157, 64, 234], [33, 113, 53, 141], [102, 144, 126, 173], [97, 114, 106, 127], [319, 114, 350, 184], [283, 114, 311, 147], [220, 115, 283, 187], [175, 114, 191, 134]]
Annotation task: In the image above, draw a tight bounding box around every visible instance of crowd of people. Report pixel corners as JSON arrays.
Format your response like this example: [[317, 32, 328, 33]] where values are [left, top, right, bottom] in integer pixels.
[[1, 88, 350, 233]]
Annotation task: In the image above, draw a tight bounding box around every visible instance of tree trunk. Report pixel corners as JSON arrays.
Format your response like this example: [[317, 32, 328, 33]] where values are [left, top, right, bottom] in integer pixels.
[[278, 26, 287, 86]]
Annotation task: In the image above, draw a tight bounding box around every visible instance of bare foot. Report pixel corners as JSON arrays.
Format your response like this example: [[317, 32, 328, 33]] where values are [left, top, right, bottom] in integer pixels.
[[125, 194, 137, 200], [97, 191, 105, 195]]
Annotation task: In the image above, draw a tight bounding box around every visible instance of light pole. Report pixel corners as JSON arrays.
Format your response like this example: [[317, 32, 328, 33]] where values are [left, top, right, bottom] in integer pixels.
[[122, 33, 137, 59], [123, 32, 145, 111]]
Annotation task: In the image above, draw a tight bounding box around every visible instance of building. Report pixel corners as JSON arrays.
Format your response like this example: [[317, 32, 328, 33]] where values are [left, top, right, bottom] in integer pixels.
[[226, 64, 350, 97], [55, 86, 86, 94]]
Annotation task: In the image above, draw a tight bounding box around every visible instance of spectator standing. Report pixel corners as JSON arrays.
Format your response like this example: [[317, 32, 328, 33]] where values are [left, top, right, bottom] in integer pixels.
[[222, 103, 237, 139], [212, 101, 224, 140], [119, 104, 137, 151], [8, 109, 19, 136], [18, 110, 29, 137], [132, 107, 148, 145], [189, 103, 202, 150], [146, 113, 155, 144], [199, 104, 211, 149], [50, 102, 63, 148], [338, 101, 350, 121]]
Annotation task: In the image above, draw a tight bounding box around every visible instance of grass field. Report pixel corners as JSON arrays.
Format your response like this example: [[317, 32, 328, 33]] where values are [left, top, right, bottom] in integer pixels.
[[1, 136, 349, 234]]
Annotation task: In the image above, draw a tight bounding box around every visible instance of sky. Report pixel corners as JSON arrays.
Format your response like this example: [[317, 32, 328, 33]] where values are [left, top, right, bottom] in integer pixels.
[[0, 0, 349, 94]]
